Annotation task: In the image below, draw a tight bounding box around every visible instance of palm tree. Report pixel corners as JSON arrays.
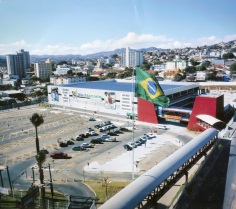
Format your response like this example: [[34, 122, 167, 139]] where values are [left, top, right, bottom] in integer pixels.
[[30, 113, 44, 153], [30, 113, 46, 209]]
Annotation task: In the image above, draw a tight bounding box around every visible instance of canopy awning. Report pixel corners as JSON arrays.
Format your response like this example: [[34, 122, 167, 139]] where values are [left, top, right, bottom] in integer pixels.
[[196, 114, 226, 130]]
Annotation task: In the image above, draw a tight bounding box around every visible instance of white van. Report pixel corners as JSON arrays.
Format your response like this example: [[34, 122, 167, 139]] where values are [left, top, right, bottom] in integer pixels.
[[157, 124, 167, 130]]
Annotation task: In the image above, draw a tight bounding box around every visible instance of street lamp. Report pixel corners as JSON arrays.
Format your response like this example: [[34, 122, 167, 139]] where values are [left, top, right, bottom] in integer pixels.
[[103, 176, 112, 201]]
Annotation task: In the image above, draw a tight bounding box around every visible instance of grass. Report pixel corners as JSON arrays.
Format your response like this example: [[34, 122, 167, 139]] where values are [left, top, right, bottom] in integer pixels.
[[84, 180, 130, 205]]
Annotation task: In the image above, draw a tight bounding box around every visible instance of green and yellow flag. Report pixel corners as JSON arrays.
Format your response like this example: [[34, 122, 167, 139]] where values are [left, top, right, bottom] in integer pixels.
[[135, 67, 170, 107]]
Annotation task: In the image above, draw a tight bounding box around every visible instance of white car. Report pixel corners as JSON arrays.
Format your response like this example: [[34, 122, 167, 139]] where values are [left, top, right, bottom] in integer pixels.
[[81, 143, 94, 148], [101, 134, 110, 139], [104, 137, 116, 142], [89, 131, 97, 136]]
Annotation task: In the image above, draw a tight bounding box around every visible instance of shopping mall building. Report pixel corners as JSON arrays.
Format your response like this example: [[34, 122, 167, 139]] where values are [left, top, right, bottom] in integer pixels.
[[47, 79, 233, 131]]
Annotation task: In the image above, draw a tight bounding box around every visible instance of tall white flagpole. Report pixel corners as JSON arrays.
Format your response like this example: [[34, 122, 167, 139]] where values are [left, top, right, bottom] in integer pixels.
[[132, 67, 135, 180]]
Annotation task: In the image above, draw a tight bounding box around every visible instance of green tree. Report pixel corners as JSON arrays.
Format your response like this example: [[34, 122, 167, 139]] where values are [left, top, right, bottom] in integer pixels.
[[189, 58, 200, 66], [223, 53, 235, 59], [230, 63, 236, 75], [30, 113, 46, 209], [184, 66, 196, 74], [86, 76, 99, 81], [202, 61, 211, 68], [67, 69, 73, 74]]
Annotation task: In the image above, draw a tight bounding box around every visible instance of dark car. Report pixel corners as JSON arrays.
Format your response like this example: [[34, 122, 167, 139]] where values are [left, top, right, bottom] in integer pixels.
[[72, 145, 86, 151], [90, 138, 102, 144], [50, 152, 68, 159], [95, 124, 102, 129], [66, 140, 74, 145], [79, 134, 86, 138], [40, 148, 49, 154], [59, 142, 68, 147], [89, 118, 96, 121], [75, 136, 84, 141], [114, 130, 123, 134], [108, 132, 118, 136], [123, 144, 132, 151]]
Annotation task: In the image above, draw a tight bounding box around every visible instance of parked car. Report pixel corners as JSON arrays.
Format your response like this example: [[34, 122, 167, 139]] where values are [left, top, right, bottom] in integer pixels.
[[127, 142, 137, 148], [59, 142, 68, 147], [89, 118, 96, 121], [89, 131, 97, 136], [144, 133, 156, 139], [75, 136, 84, 141], [50, 152, 68, 159], [90, 138, 102, 144], [105, 137, 116, 142], [101, 134, 110, 139], [85, 132, 90, 137], [123, 144, 132, 151], [134, 140, 142, 146], [99, 127, 107, 132], [108, 132, 118, 136], [81, 143, 94, 148], [72, 145, 86, 151], [79, 134, 86, 138], [94, 124, 102, 129], [87, 127, 94, 131], [66, 140, 74, 145], [114, 130, 123, 134], [40, 148, 49, 154]]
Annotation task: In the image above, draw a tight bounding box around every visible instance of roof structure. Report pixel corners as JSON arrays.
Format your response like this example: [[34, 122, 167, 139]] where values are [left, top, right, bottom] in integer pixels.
[[196, 114, 226, 130], [59, 79, 199, 95]]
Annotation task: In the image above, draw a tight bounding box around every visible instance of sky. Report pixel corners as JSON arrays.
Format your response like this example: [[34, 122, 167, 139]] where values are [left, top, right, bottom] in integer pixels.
[[0, 0, 236, 56]]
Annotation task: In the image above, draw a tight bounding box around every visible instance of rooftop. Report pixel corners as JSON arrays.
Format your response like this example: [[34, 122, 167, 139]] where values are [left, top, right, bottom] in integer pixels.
[[58, 79, 199, 95]]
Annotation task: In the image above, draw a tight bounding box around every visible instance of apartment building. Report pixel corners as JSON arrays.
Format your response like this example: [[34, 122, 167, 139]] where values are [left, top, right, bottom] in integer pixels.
[[34, 59, 52, 79], [6, 49, 30, 78], [121, 47, 143, 68], [166, 56, 188, 71]]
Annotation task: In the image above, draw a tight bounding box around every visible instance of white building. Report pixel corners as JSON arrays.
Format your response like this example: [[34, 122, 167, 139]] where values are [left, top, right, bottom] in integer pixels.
[[121, 47, 143, 68], [6, 49, 30, 78], [34, 58, 52, 79], [166, 56, 188, 71], [50, 75, 86, 85], [55, 64, 71, 75]]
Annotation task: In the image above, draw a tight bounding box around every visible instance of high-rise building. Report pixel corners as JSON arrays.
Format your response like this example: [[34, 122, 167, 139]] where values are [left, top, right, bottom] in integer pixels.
[[121, 47, 143, 68], [34, 58, 52, 79], [6, 49, 30, 78]]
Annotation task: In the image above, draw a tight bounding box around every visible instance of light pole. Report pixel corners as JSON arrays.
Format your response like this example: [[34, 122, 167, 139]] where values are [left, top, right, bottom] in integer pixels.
[[103, 176, 111, 201]]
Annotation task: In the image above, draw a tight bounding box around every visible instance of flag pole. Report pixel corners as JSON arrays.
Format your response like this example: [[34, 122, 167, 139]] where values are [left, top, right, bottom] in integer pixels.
[[132, 67, 135, 180]]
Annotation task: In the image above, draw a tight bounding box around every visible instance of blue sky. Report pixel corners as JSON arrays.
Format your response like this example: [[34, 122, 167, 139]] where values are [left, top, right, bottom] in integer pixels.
[[0, 0, 236, 55]]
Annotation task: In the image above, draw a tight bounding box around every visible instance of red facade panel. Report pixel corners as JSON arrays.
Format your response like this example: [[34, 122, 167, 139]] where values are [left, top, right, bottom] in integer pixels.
[[137, 98, 158, 124], [187, 95, 224, 131]]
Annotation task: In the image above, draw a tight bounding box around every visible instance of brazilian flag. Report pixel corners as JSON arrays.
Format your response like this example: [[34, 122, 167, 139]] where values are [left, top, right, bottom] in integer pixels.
[[135, 67, 170, 107]]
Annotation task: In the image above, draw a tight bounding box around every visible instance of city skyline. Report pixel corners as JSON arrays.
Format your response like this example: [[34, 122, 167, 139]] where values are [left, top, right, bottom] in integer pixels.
[[0, 0, 236, 56]]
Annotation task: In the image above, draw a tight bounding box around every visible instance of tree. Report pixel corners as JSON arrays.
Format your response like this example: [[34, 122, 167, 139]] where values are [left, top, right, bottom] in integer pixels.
[[230, 63, 236, 75], [30, 113, 46, 209], [222, 53, 235, 59], [184, 66, 196, 74], [189, 58, 200, 67], [67, 69, 73, 75]]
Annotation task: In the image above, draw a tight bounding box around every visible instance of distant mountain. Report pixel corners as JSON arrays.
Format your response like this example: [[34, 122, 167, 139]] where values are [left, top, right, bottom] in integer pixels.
[[82, 48, 125, 59]]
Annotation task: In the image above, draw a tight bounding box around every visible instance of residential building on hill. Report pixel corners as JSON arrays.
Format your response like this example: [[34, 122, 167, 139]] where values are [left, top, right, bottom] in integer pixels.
[[6, 49, 30, 78], [166, 56, 188, 71]]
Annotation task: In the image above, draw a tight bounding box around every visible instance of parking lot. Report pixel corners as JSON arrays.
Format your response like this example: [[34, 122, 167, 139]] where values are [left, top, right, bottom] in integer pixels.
[[0, 105, 197, 190]]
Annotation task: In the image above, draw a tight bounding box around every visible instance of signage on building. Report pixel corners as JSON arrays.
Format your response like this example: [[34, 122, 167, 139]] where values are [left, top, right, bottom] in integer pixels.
[[164, 115, 182, 121], [120, 93, 132, 112]]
